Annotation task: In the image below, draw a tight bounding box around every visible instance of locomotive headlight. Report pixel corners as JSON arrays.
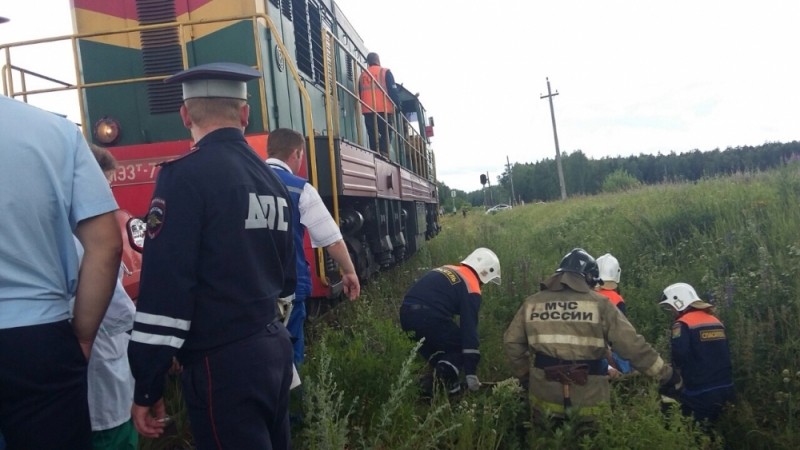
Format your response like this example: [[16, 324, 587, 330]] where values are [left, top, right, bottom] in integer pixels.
[[94, 116, 121, 145]]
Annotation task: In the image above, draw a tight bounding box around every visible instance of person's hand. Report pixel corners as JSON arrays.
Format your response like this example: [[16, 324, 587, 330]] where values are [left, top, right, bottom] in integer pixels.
[[608, 366, 622, 379], [342, 272, 360, 301], [466, 374, 481, 392], [131, 398, 168, 439], [168, 357, 183, 375], [658, 368, 683, 398], [77, 338, 93, 361]]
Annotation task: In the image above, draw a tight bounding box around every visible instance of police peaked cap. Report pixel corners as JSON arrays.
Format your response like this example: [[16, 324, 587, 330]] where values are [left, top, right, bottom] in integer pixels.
[[165, 62, 262, 100]]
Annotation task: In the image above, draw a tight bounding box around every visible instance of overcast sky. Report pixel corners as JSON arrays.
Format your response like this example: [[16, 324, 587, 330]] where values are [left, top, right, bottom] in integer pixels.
[[3, 1, 798, 192]]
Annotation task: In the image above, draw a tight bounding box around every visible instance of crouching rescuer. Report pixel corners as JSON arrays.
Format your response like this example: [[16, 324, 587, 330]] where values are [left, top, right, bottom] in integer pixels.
[[503, 248, 682, 423], [400, 248, 501, 395]]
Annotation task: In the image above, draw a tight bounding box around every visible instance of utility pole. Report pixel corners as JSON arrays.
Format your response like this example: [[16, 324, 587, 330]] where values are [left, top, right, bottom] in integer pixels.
[[486, 171, 494, 206], [506, 155, 516, 205], [540, 77, 567, 201]]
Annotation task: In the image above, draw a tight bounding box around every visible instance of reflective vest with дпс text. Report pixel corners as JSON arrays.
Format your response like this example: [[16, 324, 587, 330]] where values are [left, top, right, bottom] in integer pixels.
[[359, 66, 395, 114]]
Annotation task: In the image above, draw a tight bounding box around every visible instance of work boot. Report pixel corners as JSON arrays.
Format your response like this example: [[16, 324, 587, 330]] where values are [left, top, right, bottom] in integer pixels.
[[434, 360, 461, 395]]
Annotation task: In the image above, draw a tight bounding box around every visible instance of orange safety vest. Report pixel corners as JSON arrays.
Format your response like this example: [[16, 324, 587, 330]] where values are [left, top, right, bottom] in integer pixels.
[[597, 288, 624, 309], [359, 65, 395, 114], [676, 309, 722, 328], [443, 265, 481, 295]]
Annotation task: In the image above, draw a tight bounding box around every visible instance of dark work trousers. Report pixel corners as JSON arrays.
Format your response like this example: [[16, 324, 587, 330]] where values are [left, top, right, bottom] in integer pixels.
[[181, 322, 294, 450], [0, 320, 91, 450], [363, 112, 394, 157], [399, 306, 463, 372], [681, 386, 736, 424]]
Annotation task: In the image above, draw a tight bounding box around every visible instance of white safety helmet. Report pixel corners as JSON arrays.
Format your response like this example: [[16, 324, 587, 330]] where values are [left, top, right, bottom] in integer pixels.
[[659, 282, 711, 312], [461, 247, 501, 285], [596, 253, 621, 284]]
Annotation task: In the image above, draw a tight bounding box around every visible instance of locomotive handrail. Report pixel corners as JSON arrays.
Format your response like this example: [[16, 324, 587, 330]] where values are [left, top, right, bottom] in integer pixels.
[[0, 14, 317, 164], [320, 29, 435, 184], [1, 13, 330, 286]]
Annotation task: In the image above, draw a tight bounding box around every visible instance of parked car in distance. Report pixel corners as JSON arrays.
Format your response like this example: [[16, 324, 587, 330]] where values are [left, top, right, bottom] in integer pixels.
[[485, 204, 513, 214]]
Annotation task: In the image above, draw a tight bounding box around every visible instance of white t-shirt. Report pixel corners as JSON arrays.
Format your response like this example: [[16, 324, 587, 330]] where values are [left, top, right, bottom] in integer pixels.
[[72, 238, 136, 431]]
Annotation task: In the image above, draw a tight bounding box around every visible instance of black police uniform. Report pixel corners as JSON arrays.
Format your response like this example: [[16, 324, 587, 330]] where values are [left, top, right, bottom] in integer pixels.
[[399, 265, 482, 385], [128, 127, 297, 450]]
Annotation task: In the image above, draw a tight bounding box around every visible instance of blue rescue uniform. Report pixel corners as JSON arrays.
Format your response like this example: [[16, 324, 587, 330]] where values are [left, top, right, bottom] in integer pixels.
[[128, 128, 296, 449], [671, 309, 735, 422], [400, 265, 482, 380]]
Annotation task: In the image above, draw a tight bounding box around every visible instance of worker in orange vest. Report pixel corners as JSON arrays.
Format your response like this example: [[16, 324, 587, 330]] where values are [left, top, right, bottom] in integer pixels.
[[359, 52, 399, 158]]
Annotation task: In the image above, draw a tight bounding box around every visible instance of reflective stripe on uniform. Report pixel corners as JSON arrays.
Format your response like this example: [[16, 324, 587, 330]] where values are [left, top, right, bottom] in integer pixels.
[[641, 355, 666, 377], [531, 334, 606, 348], [134, 311, 191, 331], [529, 394, 607, 417], [463, 348, 480, 355], [286, 186, 303, 195], [130, 331, 185, 348]]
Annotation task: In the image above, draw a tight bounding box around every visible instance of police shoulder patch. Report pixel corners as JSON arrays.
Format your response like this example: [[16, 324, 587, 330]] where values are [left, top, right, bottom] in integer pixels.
[[146, 197, 166, 239], [671, 323, 682, 339]]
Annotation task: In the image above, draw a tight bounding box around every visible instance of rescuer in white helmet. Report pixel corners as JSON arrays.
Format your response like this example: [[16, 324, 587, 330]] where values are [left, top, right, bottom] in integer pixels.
[[594, 253, 633, 377], [400, 247, 501, 395], [504, 248, 681, 426], [659, 282, 735, 428]]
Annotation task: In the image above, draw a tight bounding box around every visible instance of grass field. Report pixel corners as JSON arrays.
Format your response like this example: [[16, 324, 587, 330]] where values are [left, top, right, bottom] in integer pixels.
[[143, 166, 800, 449]]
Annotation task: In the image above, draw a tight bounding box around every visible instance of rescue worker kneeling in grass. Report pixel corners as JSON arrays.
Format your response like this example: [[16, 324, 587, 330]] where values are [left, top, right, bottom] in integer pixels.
[[400, 248, 501, 395], [503, 248, 681, 425], [659, 282, 735, 427]]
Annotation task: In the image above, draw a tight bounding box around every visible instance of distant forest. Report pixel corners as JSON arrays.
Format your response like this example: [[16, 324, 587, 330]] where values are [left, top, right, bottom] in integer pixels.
[[439, 141, 800, 207]]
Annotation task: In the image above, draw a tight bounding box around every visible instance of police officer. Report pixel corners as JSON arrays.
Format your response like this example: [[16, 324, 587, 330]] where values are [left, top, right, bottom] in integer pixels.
[[128, 63, 296, 449], [400, 248, 501, 394], [503, 248, 681, 423], [659, 282, 735, 425]]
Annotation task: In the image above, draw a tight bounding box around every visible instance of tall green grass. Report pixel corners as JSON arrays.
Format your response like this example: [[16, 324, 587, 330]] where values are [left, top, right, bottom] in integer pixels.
[[300, 165, 800, 449], [140, 166, 800, 449]]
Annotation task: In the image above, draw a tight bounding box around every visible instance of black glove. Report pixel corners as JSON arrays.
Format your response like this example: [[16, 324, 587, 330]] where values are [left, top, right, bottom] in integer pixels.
[[518, 376, 529, 391], [658, 369, 683, 398]]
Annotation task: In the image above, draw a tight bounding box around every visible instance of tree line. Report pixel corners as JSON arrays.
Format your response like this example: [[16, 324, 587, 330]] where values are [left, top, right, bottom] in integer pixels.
[[439, 141, 800, 207]]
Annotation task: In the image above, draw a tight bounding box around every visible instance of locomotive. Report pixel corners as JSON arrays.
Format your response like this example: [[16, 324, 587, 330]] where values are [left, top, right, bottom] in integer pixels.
[[1, 0, 441, 307]]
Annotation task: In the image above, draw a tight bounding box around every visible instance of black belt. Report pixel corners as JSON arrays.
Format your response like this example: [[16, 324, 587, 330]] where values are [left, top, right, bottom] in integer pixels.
[[401, 303, 430, 311], [534, 352, 606, 376]]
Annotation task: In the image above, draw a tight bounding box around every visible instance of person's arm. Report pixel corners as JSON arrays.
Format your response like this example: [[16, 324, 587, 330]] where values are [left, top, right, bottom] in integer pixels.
[[503, 302, 531, 380], [72, 211, 123, 359], [129, 170, 200, 425], [325, 239, 360, 300], [385, 69, 400, 108], [458, 291, 482, 376], [299, 183, 359, 300]]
